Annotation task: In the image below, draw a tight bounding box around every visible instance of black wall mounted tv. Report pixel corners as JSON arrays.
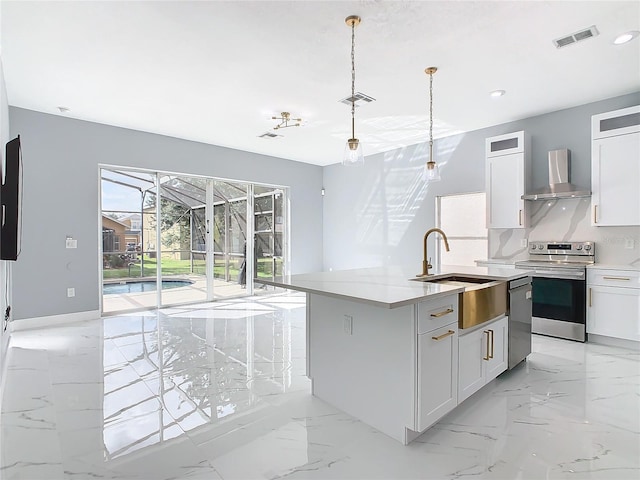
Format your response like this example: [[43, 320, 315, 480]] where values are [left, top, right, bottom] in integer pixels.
[[1, 135, 21, 261]]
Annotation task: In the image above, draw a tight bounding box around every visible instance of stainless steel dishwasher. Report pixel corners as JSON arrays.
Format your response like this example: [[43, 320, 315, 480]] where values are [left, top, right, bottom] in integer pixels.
[[507, 277, 532, 369]]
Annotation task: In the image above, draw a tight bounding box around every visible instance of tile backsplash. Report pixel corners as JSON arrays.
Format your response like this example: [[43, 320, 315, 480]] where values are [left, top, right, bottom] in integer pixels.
[[489, 197, 640, 266]]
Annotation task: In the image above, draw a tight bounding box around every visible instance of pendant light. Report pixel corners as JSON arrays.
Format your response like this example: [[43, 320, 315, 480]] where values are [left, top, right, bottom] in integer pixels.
[[343, 15, 364, 166], [424, 67, 441, 181]]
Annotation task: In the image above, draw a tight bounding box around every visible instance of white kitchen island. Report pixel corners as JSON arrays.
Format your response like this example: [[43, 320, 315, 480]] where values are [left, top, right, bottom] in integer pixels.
[[259, 265, 531, 444]]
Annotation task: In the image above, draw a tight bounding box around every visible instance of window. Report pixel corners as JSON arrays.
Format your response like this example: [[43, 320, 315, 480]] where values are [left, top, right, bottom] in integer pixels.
[[436, 192, 487, 267]]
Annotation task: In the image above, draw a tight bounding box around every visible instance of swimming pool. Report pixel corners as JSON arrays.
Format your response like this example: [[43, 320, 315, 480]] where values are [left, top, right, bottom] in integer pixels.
[[103, 280, 194, 295]]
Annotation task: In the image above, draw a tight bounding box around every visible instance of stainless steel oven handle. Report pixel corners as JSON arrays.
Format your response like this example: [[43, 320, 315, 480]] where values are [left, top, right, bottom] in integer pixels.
[[532, 269, 585, 280]]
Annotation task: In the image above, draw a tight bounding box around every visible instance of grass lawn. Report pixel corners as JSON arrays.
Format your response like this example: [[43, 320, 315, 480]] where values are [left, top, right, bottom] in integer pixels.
[[103, 255, 276, 280]]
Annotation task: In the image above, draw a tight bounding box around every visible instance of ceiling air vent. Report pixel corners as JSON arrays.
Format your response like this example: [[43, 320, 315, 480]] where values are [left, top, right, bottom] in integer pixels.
[[258, 131, 282, 139], [553, 25, 599, 48], [339, 91, 376, 106]]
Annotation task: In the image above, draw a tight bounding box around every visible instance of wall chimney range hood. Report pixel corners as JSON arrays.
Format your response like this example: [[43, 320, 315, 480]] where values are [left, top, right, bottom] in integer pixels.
[[522, 149, 591, 200]]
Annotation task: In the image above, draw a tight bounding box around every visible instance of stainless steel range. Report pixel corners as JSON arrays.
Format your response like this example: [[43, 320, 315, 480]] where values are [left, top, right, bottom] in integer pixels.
[[515, 241, 595, 342]]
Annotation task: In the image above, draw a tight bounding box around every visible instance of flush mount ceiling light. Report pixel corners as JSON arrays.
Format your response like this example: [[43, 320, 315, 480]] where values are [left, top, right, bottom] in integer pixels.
[[339, 91, 375, 106], [258, 131, 283, 139], [490, 90, 506, 98], [614, 30, 639, 45], [342, 15, 364, 166], [272, 112, 302, 130], [424, 67, 441, 182]]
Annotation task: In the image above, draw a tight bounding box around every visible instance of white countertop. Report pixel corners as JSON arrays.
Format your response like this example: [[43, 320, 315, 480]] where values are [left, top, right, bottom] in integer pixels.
[[587, 264, 640, 272], [475, 259, 516, 266], [258, 264, 532, 309]]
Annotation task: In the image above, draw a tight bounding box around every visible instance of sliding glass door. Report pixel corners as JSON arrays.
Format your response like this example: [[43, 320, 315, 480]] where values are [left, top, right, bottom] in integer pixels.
[[100, 167, 288, 314], [254, 186, 286, 287], [156, 175, 208, 307]]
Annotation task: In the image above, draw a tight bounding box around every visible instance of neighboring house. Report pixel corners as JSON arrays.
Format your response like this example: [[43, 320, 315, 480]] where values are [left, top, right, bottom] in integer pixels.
[[142, 206, 190, 260], [102, 215, 128, 253], [120, 213, 142, 234], [102, 215, 140, 253]]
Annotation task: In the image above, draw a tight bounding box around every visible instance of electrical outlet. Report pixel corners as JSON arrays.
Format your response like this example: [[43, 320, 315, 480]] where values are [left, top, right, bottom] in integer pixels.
[[66, 238, 78, 249], [625, 238, 635, 249], [343, 315, 353, 335], [67, 288, 75, 297], [521, 239, 528, 247]]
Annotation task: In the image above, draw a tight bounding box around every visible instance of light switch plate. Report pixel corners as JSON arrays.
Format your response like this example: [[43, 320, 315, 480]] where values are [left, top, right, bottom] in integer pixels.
[[66, 238, 77, 249], [343, 315, 353, 335], [625, 238, 635, 249], [67, 288, 75, 297]]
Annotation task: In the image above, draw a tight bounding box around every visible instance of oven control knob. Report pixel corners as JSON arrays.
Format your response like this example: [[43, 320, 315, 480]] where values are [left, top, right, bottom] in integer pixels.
[[577, 245, 583, 250], [584, 245, 592, 251]]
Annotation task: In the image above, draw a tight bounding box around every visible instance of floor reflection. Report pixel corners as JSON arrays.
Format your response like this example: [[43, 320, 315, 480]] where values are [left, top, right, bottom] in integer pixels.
[[101, 293, 305, 460]]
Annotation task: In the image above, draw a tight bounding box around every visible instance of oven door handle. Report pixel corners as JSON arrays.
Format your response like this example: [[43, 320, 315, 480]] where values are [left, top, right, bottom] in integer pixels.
[[532, 269, 585, 280]]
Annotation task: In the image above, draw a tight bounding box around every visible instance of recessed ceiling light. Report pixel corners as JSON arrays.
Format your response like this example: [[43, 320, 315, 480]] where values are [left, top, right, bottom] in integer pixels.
[[613, 31, 639, 45], [490, 90, 506, 98]]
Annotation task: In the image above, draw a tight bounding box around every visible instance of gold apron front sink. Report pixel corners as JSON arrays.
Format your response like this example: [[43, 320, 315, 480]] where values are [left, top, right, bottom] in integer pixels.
[[412, 276, 507, 329]]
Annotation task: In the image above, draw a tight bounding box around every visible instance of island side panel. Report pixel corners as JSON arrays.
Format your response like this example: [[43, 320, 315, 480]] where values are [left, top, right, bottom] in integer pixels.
[[307, 293, 416, 444]]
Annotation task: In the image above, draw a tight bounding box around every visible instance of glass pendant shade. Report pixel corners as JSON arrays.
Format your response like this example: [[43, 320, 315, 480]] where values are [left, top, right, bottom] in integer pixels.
[[424, 160, 441, 182], [342, 138, 364, 166]]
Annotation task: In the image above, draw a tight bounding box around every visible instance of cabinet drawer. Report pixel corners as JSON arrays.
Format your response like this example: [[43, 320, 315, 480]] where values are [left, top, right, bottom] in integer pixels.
[[417, 296, 458, 334], [588, 269, 640, 288]]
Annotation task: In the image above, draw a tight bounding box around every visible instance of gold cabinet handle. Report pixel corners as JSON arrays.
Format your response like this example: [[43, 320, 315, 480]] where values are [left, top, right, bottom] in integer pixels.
[[588, 287, 592, 307], [489, 329, 494, 359], [430, 308, 454, 318], [593, 205, 598, 224], [483, 331, 490, 361], [519, 209, 523, 226], [602, 276, 631, 281], [431, 330, 455, 341]]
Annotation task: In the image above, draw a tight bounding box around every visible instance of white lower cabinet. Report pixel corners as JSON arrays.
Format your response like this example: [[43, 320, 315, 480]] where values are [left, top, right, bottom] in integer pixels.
[[587, 269, 640, 342], [416, 322, 458, 431], [485, 317, 508, 381], [458, 316, 508, 403]]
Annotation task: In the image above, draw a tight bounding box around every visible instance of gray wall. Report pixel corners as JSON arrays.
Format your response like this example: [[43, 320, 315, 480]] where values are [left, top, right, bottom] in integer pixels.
[[0, 56, 10, 378], [323, 92, 640, 271], [9, 108, 324, 320]]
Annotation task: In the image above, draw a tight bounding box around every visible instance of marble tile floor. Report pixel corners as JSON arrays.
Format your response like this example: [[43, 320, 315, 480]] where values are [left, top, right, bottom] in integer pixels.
[[1, 291, 638, 480]]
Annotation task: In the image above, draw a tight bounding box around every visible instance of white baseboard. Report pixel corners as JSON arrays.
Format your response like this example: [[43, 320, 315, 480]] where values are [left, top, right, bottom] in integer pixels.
[[10, 310, 101, 332], [0, 336, 11, 412], [588, 333, 640, 351]]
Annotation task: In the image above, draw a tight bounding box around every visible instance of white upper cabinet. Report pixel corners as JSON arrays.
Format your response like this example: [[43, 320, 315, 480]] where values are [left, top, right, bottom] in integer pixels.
[[486, 131, 530, 229], [591, 105, 640, 226]]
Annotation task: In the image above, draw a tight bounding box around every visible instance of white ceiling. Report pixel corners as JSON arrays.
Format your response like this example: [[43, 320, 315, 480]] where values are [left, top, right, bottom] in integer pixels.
[[2, 1, 639, 166]]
